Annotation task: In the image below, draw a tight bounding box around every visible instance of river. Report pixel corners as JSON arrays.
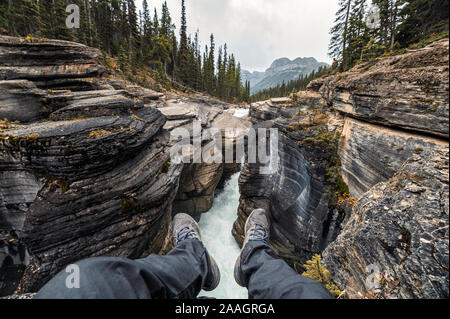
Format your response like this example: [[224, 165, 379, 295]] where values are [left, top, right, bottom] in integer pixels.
[[197, 108, 249, 299], [198, 172, 248, 299]]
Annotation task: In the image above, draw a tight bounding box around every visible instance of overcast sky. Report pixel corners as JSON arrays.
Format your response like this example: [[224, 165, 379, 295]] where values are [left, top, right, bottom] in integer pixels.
[[136, 0, 339, 72]]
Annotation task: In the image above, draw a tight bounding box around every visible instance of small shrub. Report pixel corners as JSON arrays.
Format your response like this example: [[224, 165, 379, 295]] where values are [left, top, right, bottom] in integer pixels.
[[120, 197, 137, 213], [89, 129, 111, 139], [302, 254, 344, 298], [161, 160, 171, 174]]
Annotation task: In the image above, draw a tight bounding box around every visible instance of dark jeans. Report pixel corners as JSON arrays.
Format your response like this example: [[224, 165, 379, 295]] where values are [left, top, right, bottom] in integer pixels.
[[36, 240, 332, 299]]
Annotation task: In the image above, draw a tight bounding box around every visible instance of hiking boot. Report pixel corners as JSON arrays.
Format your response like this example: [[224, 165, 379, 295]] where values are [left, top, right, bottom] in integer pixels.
[[172, 213, 221, 291], [234, 208, 270, 287]]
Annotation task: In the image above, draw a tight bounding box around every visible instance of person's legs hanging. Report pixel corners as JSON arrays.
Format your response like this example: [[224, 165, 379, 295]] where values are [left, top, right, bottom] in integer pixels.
[[36, 213, 220, 299], [238, 241, 333, 299], [234, 209, 333, 299]]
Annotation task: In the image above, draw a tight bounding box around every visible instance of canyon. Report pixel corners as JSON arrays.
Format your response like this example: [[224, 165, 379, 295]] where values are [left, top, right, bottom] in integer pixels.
[[0, 35, 448, 299]]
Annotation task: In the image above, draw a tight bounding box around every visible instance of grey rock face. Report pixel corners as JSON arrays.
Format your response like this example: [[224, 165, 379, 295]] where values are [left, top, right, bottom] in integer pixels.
[[249, 99, 298, 124], [233, 119, 345, 267], [0, 36, 105, 81], [173, 162, 223, 220], [0, 80, 46, 122], [19, 130, 183, 292], [323, 150, 449, 299], [317, 39, 449, 138], [340, 118, 448, 197], [1, 108, 165, 181]]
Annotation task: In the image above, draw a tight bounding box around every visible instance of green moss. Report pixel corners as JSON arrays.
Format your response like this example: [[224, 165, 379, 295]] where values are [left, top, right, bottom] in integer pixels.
[[58, 179, 71, 193], [161, 160, 171, 174], [120, 196, 137, 213], [43, 176, 71, 193], [301, 131, 341, 149], [327, 163, 350, 196]]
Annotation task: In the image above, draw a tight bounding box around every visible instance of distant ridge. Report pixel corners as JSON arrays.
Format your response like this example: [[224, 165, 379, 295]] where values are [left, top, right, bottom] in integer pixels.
[[242, 57, 329, 94]]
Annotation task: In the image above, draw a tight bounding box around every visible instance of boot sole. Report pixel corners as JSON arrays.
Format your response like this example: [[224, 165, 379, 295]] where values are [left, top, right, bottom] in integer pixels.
[[203, 255, 221, 291]]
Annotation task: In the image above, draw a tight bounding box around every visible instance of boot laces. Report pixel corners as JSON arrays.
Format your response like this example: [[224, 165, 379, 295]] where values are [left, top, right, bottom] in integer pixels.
[[248, 224, 268, 242], [177, 227, 199, 242]]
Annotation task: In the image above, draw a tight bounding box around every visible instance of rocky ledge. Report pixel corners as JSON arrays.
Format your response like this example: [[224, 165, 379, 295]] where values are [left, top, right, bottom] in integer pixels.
[[311, 39, 449, 138], [323, 150, 449, 299]]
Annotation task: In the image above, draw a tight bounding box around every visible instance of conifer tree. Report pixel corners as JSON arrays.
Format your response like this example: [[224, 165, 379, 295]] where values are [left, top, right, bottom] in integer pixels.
[[397, 0, 449, 46], [177, 0, 189, 84], [329, 0, 353, 69]]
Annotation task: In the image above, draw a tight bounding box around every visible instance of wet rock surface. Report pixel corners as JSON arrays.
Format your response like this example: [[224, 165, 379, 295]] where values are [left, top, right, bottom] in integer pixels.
[[233, 114, 346, 268]]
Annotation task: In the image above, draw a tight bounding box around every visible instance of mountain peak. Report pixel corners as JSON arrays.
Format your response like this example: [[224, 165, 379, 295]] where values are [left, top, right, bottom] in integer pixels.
[[269, 57, 292, 69], [242, 56, 329, 94]]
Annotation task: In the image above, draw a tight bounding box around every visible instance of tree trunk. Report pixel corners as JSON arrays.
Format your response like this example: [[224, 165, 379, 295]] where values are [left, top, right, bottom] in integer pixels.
[[84, 0, 93, 46], [390, 1, 398, 50], [342, 0, 352, 70]]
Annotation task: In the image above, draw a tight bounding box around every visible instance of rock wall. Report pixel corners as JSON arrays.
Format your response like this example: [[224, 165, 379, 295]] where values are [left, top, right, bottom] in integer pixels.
[[312, 39, 449, 138], [339, 117, 447, 197], [312, 39, 449, 298], [233, 104, 346, 267], [0, 36, 185, 294], [323, 150, 449, 299]]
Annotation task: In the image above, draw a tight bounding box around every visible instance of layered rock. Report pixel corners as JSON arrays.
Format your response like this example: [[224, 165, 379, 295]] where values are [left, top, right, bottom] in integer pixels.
[[0, 36, 105, 85], [0, 80, 46, 122], [18, 129, 183, 292], [240, 39, 449, 300], [249, 98, 297, 123], [323, 150, 449, 299], [339, 117, 448, 197], [313, 39, 449, 138], [233, 115, 346, 267], [308, 39, 450, 298]]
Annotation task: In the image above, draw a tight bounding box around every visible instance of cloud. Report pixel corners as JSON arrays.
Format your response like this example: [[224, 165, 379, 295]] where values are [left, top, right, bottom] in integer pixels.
[[137, 0, 339, 71]]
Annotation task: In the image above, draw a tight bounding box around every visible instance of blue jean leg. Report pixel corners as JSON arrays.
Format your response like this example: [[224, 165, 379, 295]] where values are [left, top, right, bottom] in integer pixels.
[[35, 240, 209, 299], [239, 241, 333, 299]]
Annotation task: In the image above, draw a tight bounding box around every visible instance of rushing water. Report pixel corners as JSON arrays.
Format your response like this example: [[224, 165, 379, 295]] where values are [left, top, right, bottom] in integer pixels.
[[197, 108, 249, 299], [232, 108, 250, 118], [197, 173, 248, 299]]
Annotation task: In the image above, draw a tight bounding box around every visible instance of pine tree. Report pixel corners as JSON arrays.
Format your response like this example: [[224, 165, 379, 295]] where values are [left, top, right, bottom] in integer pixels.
[[397, 0, 449, 46], [329, 0, 353, 69], [1, 0, 249, 103], [346, 0, 370, 64], [160, 1, 174, 38], [152, 8, 159, 35], [76, 0, 90, 45], [39, 0, 73, 41], [217, 46, 225, 99], [177, 0, 189, 84], [0, 0, 8, 34]]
